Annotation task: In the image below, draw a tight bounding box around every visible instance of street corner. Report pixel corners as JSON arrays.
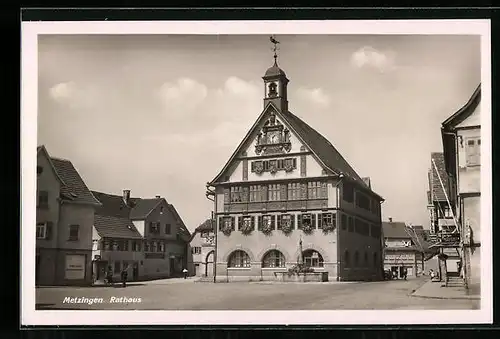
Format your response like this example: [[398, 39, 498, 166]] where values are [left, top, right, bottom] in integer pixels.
[[409, 279, 480, 301]]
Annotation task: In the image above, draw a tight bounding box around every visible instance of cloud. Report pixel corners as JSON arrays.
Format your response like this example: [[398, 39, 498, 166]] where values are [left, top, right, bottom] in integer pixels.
[[220, 76, 261, 97], [350, 46, 396, 72], [296, 87, 331, 107], [49, 81, 77, 101], [157, 77, 208, 114], [48, 81, 100, 110]]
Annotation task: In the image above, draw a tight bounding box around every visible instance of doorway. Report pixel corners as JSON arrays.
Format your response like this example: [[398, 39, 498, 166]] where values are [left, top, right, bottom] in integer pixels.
[[205, 251, 214, 277]]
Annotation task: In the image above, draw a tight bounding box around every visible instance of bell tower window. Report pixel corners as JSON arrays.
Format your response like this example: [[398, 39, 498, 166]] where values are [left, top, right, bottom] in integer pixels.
[[268, 82, 278, 97]]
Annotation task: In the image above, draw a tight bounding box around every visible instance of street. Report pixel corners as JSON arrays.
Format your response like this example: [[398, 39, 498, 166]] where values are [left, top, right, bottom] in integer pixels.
[[36, 277, 480, 310]]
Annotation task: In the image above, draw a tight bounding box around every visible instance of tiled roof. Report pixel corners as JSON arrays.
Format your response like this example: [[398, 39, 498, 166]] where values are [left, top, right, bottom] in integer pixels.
[[284, 111, 366, 185], [429, 152, 450, 202], [91, 191, 131, 218], [129, 198, 161, 220], [50, 157, 101, 205], [94, 215, 143, 239], [168, 204, 191, 240], [382, 221, 411, 239], [195, 219, 214, 232]]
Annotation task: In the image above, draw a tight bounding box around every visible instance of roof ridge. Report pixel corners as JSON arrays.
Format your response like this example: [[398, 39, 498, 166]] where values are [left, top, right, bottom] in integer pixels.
[[285, 110, 365, 183]]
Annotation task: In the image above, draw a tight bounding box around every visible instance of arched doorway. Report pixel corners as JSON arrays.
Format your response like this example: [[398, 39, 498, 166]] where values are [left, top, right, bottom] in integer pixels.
[[205, 250, 214, 277]]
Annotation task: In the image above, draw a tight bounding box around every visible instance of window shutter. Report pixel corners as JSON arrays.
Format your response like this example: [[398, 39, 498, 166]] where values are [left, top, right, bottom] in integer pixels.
[[277, 215, 282, 230], [271, 215, 276, 230], [258, 216, 262, 230], [251, 162, 255, 172], [291, 215, 295, 229], [218, 217, 223, 232], [297, 214, 302, 229], [46, 221, 53, 240], [312, 214, 317, 229], [251, 216, 255, 230], [317, 214, 323, 229], [238, 217, 242, 230], [224, 188, 230, 203], [231, 217, 235, 230]]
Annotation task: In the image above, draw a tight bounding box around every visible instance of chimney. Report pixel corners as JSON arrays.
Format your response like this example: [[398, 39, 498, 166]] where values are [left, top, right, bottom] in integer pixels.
[[123, 190, 130, 205], [388, 217, 393, 223], [156, 195, 161, 199]]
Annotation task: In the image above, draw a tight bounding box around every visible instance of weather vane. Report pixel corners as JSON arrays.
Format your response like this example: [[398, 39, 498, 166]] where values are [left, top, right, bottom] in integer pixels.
[[269, 35, 280, 64]]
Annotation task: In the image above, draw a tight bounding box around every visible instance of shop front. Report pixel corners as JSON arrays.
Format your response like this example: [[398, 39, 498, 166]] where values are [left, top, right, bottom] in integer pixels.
[[384, 251, 418, 278]]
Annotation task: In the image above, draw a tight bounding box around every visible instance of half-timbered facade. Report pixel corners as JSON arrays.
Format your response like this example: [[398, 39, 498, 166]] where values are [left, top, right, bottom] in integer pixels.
[[208, 55, 385, 282]]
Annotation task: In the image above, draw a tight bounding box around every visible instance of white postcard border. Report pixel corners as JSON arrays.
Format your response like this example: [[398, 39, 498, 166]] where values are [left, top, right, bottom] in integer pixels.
[[21, 19, 492, 326]]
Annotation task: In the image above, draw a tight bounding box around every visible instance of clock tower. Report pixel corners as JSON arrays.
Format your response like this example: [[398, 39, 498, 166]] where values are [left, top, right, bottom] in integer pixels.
[[263, 37, 289, 113]]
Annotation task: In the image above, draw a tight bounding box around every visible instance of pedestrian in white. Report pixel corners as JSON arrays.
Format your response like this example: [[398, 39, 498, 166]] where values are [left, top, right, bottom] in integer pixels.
[[182, 268, 188, 279]]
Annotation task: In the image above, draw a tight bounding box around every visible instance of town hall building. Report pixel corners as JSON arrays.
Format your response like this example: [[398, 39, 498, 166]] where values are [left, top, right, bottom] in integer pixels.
[[207, 42, 385, 282]]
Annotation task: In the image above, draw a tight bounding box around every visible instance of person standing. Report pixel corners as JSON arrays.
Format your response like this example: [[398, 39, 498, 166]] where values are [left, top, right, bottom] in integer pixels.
[[121, 266, 128, 288], [182, 268, 188, 279], [402, 267, 408, 280]]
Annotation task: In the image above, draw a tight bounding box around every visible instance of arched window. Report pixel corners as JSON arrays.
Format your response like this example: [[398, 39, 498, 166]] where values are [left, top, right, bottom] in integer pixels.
[[262, 250, 286, 268], [354, 251, 360, 267], [228, 250, 251, 268], [303, 249, 324, 268], [373, 252, 378, 267], [364, 251, 369, 267], [344, 250, 350, 268]]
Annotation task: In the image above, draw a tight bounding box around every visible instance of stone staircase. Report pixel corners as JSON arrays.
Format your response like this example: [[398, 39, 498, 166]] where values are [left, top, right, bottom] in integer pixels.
[[446, 273, 465, 288], [195, 276, 215, 283]]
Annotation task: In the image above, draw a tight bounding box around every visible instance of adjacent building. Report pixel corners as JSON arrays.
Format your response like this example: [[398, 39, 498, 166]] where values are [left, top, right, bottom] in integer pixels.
[[382, 219, 424, 278], [91, 190, 191, 282], [426, 152, 461, 277], [441, 84, 481, 294], [189, 219, 216, 277], [36, 146, 101, 286], [207, 52, 384, 282]]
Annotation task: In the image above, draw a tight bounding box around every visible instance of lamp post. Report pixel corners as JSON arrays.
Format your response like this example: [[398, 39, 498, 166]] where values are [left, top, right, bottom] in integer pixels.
[[206, 183, 217, 283]]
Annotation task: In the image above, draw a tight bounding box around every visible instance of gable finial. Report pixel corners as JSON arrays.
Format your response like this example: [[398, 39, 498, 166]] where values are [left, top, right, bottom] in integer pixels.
[[269, 35, 280, 65]]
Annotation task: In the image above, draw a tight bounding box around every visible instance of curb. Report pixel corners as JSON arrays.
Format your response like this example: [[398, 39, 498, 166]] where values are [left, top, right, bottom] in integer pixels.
[[409, 293, 480, 301]]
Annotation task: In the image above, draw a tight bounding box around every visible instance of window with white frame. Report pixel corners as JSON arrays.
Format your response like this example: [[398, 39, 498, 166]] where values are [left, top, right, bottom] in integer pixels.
[[249, 185, 261, 202], [303, 249, 324, 268], [228, 250, 251, 268], [465, 137, 481, 167], [268, 184, 281, 201], [287, 182, 301, 200], [262, 250, 286, 268], [36, 222, 46, 239], [307, 181, 322, 199]]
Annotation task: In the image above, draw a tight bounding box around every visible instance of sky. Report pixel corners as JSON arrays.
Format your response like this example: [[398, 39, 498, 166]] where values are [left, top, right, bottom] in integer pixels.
[[37, 34, 481, 232]]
